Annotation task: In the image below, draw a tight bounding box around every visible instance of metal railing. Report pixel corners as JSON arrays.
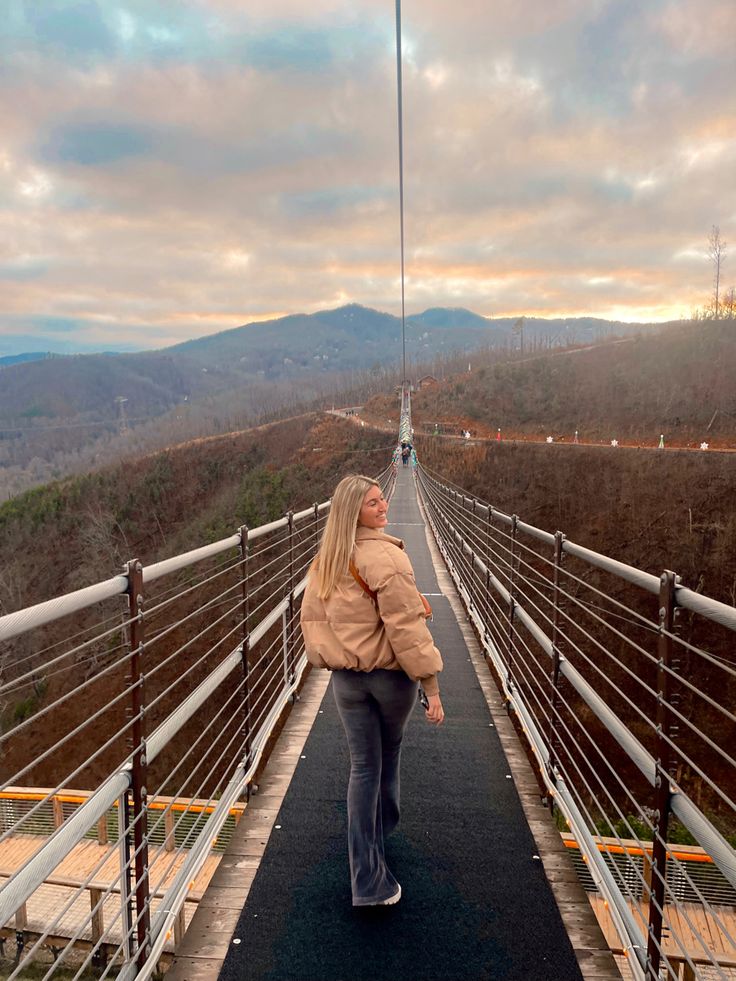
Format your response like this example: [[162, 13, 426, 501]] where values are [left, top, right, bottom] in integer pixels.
[[0, 463, 395, 979], [416, 463, 736, 981], [7, 417, 736, 980]]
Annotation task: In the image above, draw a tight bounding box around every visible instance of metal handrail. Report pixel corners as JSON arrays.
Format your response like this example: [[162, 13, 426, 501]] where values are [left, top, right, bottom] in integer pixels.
[[416, 463, 736, 981], [0, 460, 396, 978]]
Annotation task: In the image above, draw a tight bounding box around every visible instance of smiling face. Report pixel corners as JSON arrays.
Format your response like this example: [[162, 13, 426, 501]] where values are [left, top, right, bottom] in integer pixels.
[[358, 485, 388, 529]]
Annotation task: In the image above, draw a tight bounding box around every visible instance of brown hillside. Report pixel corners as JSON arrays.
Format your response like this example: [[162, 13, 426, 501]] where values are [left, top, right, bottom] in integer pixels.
[[404, 320, 736, 447], [0, 413, 393, 613], [416, 437, 736, 829], [0, 413, 394, 791], [416, 437, 736, 605]]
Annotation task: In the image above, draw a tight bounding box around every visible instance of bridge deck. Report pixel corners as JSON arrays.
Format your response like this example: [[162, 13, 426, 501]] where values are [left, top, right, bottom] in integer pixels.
[[169, 467, 618, 981]]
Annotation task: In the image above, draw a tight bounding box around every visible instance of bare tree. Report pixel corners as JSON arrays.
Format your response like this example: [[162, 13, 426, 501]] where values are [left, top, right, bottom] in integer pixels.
[[723, 286, 735, 321], [707, 225, 727, 319]]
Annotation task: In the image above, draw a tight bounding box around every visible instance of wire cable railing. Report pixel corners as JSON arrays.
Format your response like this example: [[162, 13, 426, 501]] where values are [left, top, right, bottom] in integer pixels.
[[416, 462, 736, 980], [9, 422, 736, 980], [418, 468, 736, 978], [0, 462, 396, 979]]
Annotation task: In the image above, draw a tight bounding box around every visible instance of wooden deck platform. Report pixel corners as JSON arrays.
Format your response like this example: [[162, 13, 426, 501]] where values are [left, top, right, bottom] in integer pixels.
[[1, 833, 221, 956], [589, 894, 736, 980]]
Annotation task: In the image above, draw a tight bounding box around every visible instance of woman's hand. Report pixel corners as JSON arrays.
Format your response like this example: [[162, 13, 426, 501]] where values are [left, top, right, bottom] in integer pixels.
[[425, 693, 444, 725]]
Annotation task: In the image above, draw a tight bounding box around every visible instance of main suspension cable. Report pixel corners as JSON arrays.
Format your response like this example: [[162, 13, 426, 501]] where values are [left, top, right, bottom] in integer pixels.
[[395, 0, 407, 386]]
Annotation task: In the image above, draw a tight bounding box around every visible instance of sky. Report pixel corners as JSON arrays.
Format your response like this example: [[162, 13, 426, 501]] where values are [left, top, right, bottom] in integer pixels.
[[1, 0, 735, 355]]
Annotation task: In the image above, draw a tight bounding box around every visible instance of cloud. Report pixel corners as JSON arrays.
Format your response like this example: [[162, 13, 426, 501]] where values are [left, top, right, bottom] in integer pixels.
[[41, 122, 154, 166], [31, 315, 80, 333], [654, 0, 736, 57], [1, 0, 735, 353], [0, 257, 48, 281], [24, 1, 117, 57], [244, 29, 336, 73], [281, 185, 390, 218]]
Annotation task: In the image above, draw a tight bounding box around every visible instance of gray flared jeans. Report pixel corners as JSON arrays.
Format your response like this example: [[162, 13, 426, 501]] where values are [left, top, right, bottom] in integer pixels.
[[331, 668, 417, 906]]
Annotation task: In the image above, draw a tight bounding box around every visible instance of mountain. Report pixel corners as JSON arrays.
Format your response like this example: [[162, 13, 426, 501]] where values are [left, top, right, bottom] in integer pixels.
[[0, 336, 139, 357], [409, 308, 654, 345], [0, 303, 681, 501], [0, 304, 673, 429], [0, 351, 196, 421], [0, 411, 388, 605], [411, 307, 498, 330], [0, 352, 57, 368], [168, 304, 406, 368], [0, 411, 391, 786], [166, 302, 508, 369]]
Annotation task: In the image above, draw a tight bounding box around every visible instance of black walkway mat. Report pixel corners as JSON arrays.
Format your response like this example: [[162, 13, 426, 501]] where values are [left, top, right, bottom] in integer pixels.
[[219, 469, 583, 981]]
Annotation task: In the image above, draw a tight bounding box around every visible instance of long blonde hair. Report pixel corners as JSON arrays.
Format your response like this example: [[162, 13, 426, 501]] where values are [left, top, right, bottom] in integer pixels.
[[313, 474, 380, 599]]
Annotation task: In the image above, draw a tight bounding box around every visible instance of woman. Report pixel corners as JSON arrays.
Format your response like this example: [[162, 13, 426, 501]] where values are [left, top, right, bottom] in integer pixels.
[[300, 474, 444, 907]]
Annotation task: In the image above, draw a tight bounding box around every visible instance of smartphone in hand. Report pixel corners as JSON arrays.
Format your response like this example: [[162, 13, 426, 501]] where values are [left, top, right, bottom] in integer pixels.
[[418, 686, 430, 710]]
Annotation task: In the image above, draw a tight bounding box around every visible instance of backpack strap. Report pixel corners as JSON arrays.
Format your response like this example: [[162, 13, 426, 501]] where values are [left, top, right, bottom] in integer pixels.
[[348, 559, 432, 620], [349, 559, 378, 606]]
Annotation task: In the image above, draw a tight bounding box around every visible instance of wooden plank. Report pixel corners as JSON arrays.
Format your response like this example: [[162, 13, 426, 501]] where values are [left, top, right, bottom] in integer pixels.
[[96, 814, 108, 846], [164, 806, 176, 852], [52, 796, 64, 828], [89, 888, 104, 944]]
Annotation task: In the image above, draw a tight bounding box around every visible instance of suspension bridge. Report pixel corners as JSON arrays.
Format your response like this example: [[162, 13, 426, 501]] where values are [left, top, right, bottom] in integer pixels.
[[1, 388, 735, 981], [2, 3, 735, 977]]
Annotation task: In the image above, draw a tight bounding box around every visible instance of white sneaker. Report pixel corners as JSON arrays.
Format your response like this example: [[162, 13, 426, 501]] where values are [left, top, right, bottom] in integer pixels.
[[378, 884, 401, 906]]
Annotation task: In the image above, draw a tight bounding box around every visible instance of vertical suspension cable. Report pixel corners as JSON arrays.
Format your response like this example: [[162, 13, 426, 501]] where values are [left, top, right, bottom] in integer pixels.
[[395, 0, 407, 387]]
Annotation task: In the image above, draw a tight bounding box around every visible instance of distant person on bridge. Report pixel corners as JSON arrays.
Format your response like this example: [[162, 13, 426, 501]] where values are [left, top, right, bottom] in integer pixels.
[[300, 474, 444, 908]]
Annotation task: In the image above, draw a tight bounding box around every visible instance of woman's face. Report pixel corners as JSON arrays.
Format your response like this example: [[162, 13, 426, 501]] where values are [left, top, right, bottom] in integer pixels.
[[358, 485, 388, 529]]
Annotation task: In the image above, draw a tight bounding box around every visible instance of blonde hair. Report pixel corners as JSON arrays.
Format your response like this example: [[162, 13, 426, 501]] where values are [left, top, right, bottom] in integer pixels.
[[313, 474, 381, 599]]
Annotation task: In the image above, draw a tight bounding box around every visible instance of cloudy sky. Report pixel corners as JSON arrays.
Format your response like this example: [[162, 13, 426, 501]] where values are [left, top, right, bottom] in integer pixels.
[[1, 0, 735, 354]]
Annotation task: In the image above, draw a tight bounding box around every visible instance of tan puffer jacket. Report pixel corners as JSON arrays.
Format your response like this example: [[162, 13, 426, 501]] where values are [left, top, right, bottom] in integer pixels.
[[299, 527, 443, 695]]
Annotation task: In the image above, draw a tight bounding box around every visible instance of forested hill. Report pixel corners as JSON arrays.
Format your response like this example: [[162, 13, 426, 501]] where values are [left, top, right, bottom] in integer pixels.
[[401, 319, 736, 446], [416, 435, 736, 607], [0, 413, 391, 615]]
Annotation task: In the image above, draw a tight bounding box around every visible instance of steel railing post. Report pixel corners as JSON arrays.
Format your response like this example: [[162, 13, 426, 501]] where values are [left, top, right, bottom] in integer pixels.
[[238, 526, 252, 775], [119, 790, 135, 960], [469, 499, 478, 603], [285, 511, 296, 690], [646, 569, 677, 979], [548, 531, 565, 797], [483, 506, 495, 649], [506, 515, 519, 693], [125, 558, 151, 971]]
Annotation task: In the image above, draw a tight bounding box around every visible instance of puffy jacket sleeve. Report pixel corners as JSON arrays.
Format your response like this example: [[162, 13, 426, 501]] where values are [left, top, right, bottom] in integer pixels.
[[371, 547, 443, 695], [298, 571, 330, 669]]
